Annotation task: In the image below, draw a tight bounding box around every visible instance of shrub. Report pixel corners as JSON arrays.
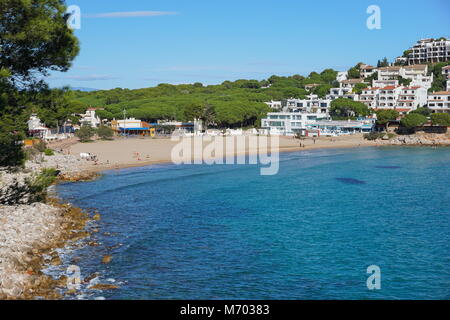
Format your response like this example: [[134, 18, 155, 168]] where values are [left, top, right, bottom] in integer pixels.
[[33, 140, 47, 152], [97, 125, 114, 140], [76, 125, 96, 142], [44, 148, 54, 156], [431, 113, 450, 127], [364, 132, 384, 140], [28, 168, 59, 202], [400, 113, 427, 129]]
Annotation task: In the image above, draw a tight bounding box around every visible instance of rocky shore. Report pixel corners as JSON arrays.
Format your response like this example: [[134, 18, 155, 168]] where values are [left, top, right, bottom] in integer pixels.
[[377, 133, 450, 146], [0, 153, 97, 299]]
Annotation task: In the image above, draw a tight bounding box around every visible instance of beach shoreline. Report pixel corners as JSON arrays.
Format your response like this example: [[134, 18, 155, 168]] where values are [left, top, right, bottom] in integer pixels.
[[58, 134, 377, 174]]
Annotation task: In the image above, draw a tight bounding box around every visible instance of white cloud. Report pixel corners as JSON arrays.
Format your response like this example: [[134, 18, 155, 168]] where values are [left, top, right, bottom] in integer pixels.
[[83, 11, 178, 18]]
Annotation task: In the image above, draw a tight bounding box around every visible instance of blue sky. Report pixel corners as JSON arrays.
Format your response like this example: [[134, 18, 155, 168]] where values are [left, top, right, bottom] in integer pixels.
[[47, 0, 450, 90]]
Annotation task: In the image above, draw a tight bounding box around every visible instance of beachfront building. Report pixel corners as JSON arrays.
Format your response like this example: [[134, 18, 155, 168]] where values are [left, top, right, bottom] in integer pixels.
[[79, 108, 102, 128], [261, 112, 329, 136], [406, 38, 450, 65], [111, 118, 155, 136], [27, 114, 51, 139], [156, 120, 203, 136], [427, 91, 450, 113], [305, 119, 375, 137]]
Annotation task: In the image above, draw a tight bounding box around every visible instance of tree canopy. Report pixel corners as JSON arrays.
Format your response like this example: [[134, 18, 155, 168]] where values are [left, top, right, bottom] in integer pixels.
[[330, 98, 370, 119], [400, 113, 427, 129], [0, 0, 79, 167]]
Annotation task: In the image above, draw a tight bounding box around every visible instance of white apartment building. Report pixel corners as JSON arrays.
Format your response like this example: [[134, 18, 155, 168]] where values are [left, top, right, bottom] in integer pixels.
[[359, 87, 380, 109], [407, 38, 450, 65], [281, 96, 331, 114], [428, 91, 450, 113], [378, 66, 402, 81], [377, 65, 432, 89], [377, 86, 403, 109], [397, 86, 428, 110], [326, 87, 359, 101], [261, 112, 329, 136], [403, 65, 433, 89]]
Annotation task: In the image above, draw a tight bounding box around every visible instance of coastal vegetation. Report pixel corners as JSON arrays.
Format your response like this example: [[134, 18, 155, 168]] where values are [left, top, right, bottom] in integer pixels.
[[69, 69, 340, 129], [0, 0, 79, 167]]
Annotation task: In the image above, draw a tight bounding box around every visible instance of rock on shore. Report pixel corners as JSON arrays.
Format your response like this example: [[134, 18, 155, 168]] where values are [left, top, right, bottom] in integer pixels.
[[378, 133, 450, 146], [0, 203, 64, 298], [0, 153, 95, 299]]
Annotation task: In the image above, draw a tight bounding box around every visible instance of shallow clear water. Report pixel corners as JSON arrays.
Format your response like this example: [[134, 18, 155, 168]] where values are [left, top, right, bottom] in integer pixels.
[[56, 147, 450, 300]]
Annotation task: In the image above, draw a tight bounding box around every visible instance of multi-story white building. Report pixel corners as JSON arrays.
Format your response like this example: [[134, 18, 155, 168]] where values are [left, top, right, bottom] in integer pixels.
[[377, 65, 432, 89], [407, 38, 450, 65], [281, 96, 331, 114], [261, 112, 329, 136], [428, 91, 450, 113], [396, 86, 428, 110], [359, 84, 427, 115], [359, 87, 380, 109], [377, 86, 403, 109], [378, 66, 402, 81], [326, 87, 359, 101]]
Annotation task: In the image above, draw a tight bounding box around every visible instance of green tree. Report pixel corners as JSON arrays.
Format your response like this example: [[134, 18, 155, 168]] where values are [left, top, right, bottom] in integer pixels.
[[431, 113, 450, 126], [400, 113, 427, 130], [377, 57, 389, 68], [347, 67, 360, 79], [97, 126, 114, 140], [0, 0, 79, 167], [76, 125, 96, 142], [330, 98, 370, 119], [410, 107, 431, 117], [376, 109, 399, 131], [0, 0, 79, 85]]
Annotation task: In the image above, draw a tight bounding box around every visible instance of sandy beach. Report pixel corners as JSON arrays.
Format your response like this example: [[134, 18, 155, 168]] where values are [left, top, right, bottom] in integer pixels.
[[61, 134, 373, 173]]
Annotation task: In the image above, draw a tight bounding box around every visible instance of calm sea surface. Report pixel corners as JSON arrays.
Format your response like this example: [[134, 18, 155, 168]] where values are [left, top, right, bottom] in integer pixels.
[[56, 147, 450, 299]]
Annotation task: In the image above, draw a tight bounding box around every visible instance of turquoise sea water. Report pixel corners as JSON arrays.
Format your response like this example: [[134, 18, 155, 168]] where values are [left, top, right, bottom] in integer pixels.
[[56, 147, 450, 300]]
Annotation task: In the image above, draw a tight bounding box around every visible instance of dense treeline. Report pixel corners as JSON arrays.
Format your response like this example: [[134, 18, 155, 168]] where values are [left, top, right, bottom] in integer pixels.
[[69, 69, 339, 128]]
